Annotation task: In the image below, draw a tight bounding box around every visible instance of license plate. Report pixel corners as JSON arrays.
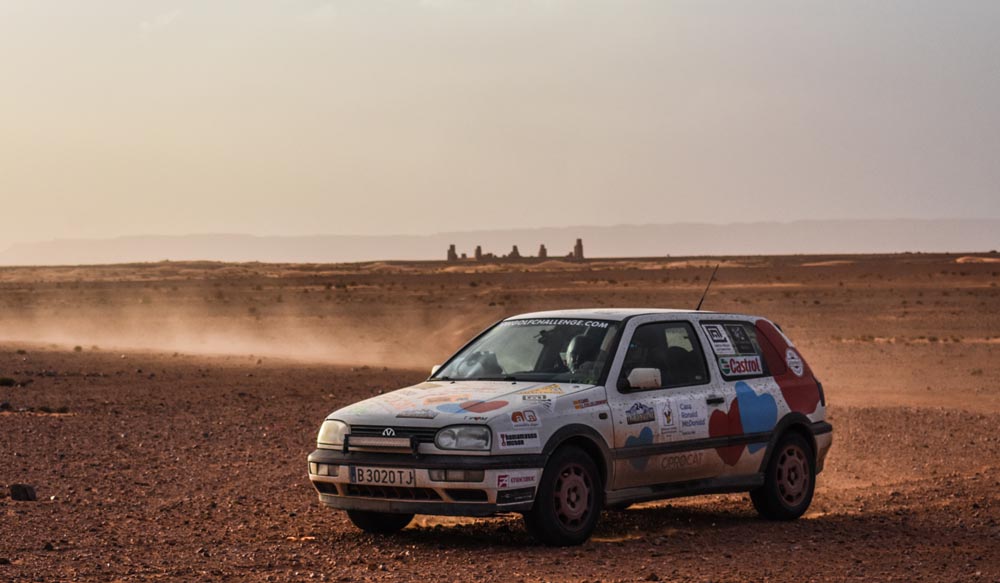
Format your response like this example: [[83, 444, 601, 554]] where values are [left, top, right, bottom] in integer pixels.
[[349, 466, 416, 486]]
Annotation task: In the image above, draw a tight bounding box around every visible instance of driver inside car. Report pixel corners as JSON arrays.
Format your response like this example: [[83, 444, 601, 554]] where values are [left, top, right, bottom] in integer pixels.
[[564, 334, 600, 376]]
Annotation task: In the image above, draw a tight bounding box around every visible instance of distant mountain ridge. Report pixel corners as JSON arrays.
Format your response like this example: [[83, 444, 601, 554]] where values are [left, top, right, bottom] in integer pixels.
[[1, 219, 997, 266]]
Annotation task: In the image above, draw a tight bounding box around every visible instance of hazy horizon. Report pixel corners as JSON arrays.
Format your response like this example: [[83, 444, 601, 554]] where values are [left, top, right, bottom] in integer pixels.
[[3, 1, 999, 251], [2, 218, 997, 265]]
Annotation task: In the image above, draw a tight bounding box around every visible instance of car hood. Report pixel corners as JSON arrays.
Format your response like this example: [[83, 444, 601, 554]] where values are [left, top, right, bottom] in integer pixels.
[[329, 380, 596, 426]]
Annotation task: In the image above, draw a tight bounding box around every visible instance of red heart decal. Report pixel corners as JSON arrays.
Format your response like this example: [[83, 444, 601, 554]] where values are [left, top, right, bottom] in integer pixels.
[[460, 400, 509, 413], [708, 398, 745, 466], [754, 320, 821, 415]]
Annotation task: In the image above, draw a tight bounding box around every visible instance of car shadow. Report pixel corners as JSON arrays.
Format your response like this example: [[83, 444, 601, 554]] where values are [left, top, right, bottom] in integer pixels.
[[376, 496, 936, 551]]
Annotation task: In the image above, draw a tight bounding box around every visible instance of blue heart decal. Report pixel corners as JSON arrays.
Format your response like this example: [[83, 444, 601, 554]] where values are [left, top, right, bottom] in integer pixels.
[[625, 427, 654, 469], [735, 382, 777, 453], [435, 403, 465, 414]]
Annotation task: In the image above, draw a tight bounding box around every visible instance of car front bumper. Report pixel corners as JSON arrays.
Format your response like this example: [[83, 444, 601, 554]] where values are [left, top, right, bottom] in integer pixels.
[[307, 448, 544, 516]]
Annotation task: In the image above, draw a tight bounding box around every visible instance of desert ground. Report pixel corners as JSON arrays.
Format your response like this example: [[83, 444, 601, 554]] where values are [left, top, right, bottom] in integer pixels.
[[1, 252, 998, 582]]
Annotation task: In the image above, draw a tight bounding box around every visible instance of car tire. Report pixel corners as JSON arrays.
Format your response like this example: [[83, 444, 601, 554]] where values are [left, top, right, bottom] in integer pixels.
[[346, 510, 414, 534], [750, 432, 815, 520], [523, 446, 602, 546]]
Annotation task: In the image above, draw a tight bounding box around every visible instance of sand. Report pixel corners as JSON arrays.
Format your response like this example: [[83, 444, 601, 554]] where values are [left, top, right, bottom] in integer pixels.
[[1, 252, 998, 581]]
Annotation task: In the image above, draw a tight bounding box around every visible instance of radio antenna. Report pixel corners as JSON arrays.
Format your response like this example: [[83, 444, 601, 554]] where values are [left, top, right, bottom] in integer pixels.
[[695, 263, 720, 311]]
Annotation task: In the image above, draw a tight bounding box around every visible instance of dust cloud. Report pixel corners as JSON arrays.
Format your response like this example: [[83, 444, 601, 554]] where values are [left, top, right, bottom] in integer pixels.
[[0, 267, 497, 368]]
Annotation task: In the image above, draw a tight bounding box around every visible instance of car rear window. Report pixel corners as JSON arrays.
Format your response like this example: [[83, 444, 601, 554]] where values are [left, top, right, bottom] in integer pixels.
[[699, 321, 771, 380]]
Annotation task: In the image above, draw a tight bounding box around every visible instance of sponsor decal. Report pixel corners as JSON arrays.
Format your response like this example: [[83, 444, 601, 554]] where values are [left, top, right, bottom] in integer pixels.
[[718, 355, 763, 377], [701, 324, 736, 356], [520, 395, 553, 409], [395, 408, 438, 419], [625, 402, 655, 425], [678, 401, 707, 435], [660, 451, 704, 471], [518, 384, 564, 395], [657, 399, 678, 434], [510, 410, 540, 428], [724, 324, 756, 354], [412, 382, 442, 390], [521, 394, 550, 402], [422, 394, 470, 405], [464, 415, 489, 421], [497, 471, 537, 490], [500, 319, 610, 329], [573, 398, 608, 410], [497, 431, 541, 449], [785, 348, 804, 377], [436, 400, 509, 414], [382, 395, 419, 410]]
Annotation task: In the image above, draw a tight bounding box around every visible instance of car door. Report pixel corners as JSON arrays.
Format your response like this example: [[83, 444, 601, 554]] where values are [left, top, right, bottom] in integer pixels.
[[608, 317, 721, 490], [696, 318, 783, 477]]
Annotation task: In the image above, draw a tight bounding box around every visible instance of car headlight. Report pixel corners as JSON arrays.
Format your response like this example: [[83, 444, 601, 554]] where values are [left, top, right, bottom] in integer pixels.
[[317, 419, 349, 447], [434, 425, 492, 451]]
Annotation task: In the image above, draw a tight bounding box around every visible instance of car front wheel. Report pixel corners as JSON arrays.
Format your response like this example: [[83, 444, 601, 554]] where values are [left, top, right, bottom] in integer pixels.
[[523, 446, 602, 546], [750, 432, 815, 520], [346, 510, 414, 534]]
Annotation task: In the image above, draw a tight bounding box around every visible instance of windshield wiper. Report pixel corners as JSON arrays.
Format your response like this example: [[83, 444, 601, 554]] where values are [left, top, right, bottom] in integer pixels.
[[474, 376, 520, 382]]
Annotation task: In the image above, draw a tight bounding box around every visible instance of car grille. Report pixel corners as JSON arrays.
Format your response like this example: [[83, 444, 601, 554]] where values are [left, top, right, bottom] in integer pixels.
[[350, 425, 438, 444], [314, 481, 339, 495], [345, 484, 442, 501], [446, 489, 488, 503]]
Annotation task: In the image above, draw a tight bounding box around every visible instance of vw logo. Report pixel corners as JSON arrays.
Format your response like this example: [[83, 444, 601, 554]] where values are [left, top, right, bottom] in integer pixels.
[[382, 428, 396, 437]]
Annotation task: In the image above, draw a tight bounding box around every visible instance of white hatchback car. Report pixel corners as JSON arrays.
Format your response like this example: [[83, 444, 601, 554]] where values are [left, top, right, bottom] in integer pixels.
[[308, 309, 832, 545]]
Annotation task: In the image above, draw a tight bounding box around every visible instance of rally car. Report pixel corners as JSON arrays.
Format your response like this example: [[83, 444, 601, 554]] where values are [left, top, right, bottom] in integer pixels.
[[308, 309, 832, 545]]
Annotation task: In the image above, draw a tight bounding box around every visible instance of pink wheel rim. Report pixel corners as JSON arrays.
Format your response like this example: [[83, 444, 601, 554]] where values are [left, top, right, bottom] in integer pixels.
[[775, 443, 810, 507], [553, 463, 593, 530]]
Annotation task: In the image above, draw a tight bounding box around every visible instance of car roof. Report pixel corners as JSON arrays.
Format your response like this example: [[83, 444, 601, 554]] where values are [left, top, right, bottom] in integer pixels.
[[507, 308, 757, 322]]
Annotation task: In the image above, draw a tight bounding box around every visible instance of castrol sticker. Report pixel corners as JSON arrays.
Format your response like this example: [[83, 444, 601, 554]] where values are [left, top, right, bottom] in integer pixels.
[[718, 355, 763, 377], [785, 348, 804, 377]]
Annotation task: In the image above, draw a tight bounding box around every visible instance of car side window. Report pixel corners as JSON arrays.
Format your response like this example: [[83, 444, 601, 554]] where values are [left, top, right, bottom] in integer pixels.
[[699, 320, 771, 380], [620, 321, 710, 389]]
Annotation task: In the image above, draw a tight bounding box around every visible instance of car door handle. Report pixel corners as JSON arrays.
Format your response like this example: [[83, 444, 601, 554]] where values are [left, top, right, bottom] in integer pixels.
[[706, 396, 725, 405]]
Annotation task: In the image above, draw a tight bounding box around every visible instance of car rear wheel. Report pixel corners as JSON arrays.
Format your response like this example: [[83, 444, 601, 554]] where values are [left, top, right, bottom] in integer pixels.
[[750, 432, 815, 520], [523, 446, 602, 546], [346, 510, 414, 534]]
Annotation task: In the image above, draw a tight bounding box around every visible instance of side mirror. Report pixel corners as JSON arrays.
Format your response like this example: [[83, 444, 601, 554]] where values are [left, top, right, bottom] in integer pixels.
[[625, 368, 661, 390], [430, 365, 441, 376]]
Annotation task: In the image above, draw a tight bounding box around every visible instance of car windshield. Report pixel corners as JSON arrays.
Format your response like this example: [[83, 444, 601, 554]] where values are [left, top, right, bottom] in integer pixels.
[[432, 318, 621, 384]]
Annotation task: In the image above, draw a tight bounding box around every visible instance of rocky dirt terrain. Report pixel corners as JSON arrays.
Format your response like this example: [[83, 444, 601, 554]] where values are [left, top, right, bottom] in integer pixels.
[[1, 253, 998, 582]]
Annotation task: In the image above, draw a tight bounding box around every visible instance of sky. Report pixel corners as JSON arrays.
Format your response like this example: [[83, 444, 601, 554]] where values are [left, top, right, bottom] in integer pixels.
[[1, 0, 999, 250]]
